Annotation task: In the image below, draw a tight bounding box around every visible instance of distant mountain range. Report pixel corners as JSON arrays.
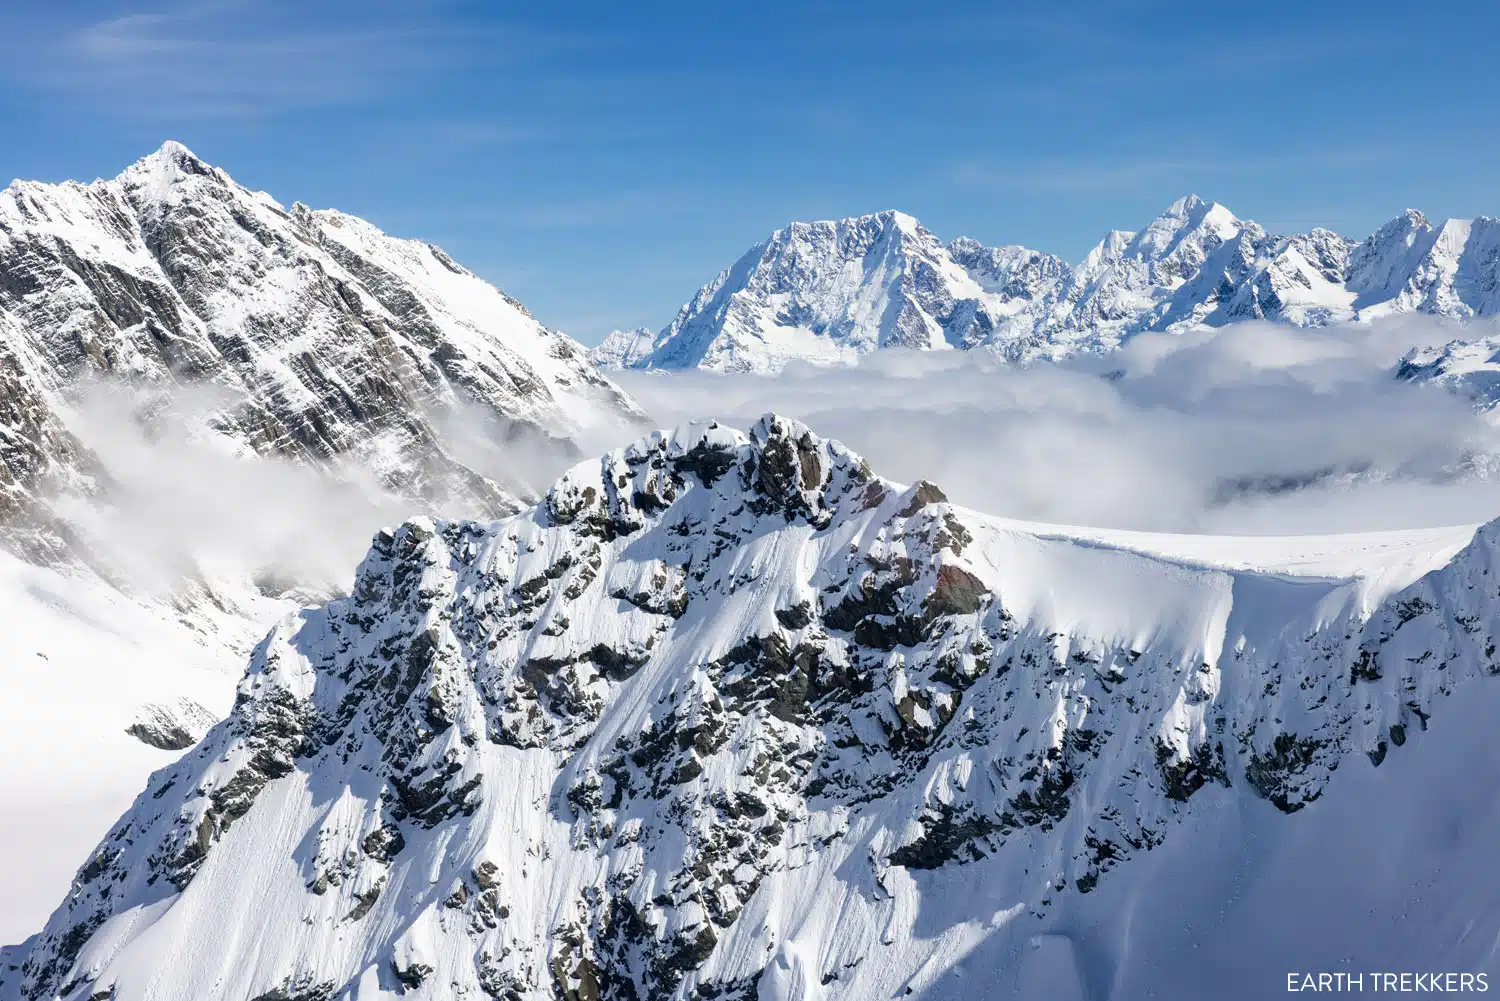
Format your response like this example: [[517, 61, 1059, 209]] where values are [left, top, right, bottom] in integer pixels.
[[8, 148, 1500, 999], [593, 198, 1500, 374]]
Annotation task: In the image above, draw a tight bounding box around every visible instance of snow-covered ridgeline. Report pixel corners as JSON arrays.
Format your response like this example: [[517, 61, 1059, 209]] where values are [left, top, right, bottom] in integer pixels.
[[9, 415, 1500, 1001], [0, 140, 646, 555], [596, 199, 1500, 374], [0, 141, 650, 944]]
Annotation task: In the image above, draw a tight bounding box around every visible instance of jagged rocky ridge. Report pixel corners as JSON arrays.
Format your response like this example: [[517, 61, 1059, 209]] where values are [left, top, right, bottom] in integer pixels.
[[10, 415, 1500, 999], [1397, 334, 1500, 409], [591, 328, 656, 371], [597, 199, 1500, 373], [0, 141, 645, 559]]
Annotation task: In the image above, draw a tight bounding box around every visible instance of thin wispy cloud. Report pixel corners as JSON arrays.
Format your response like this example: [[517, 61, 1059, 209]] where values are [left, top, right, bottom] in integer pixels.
[[2, 2, 596, 119], [59, 4, 438, 115]]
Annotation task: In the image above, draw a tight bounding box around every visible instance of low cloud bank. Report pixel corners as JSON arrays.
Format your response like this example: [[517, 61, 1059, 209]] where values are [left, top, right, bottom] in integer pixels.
[[49, 383, 412, 597], [37, 315, 1500, 604], [34, 380, 626, 603], [614, 318, 1500, 535]]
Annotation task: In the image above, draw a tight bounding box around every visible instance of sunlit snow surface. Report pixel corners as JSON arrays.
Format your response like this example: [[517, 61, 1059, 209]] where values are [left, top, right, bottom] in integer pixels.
[[6, 415, 1500, 1000], [0, 140, 655, 946], [0, 551, 279, 943], [605, 198, 1500, 376]]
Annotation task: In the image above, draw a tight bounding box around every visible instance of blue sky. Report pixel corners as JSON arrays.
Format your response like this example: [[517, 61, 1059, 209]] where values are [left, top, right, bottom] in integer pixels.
[[0, 0, 1495, 344]]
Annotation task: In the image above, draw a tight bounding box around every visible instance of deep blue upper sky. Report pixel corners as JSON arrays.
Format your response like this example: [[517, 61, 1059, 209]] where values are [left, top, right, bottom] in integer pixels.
[[1, 1, 1495, 344]]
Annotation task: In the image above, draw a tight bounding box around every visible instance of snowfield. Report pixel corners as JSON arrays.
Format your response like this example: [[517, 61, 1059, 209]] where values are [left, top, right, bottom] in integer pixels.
[[6, 415, 1500, 1000], [0, 550, 280, 944], [5, 131, 1500, 1001]]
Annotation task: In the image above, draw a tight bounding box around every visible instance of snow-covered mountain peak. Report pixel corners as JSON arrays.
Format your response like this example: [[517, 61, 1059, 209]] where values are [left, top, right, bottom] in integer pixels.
[[606, 198, 1500, 374], [1341, 207, 1500, 325], [115, 139, 246, 214], [1079, 228, 1135, 272], [1364, 207, 1432, 251], [795, 208, 919, 232], [588, 327, 657, 369], [13, 412, 1500, 999], [875, 208, 924, 235], [1399, 207, 1431, 230], [616, 210, 1072, 372], [1124, 194, 1244, 269], [145, 138, 198, 162], [1168, 192, 1207, 213], [0, 143, 647, 571], [764, 209, 929, 257], [1397, 333, 1500, 406], [541, 412, 877, 547], [946, 234, 987, 256], [124, 139, 208, 176]]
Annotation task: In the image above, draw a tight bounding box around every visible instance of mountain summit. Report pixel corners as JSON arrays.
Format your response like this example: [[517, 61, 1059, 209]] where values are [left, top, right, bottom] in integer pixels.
[[593, 211, 1067, 373], [0, 143, 651, 938], [0, 140, 646, 556], [10, 415, 1500, 1000], [601, 199, 1500, 373]]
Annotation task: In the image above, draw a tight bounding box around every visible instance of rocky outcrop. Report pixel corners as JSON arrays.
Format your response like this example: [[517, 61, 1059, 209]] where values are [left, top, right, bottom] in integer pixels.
[[125, 697, 220, 751], [10, 415, 1500, 1001], [0, 141, 646, 559], [0, 326, 94, 562], [604, 197, 1500, 373]]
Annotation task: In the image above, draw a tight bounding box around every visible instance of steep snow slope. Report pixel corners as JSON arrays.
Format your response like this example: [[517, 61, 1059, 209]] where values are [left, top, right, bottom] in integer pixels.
[[608, 197, 1500, 373], [0, 140, 645, 555], [588, 328, 656, 370], [9, 415, 1500, 1000], [0, 142, 648, 944], [621, 212, 1068, 373], [1348, 212, 1500, 320], [1397, 333, 1500, 409], [0, 548, 281, 944]]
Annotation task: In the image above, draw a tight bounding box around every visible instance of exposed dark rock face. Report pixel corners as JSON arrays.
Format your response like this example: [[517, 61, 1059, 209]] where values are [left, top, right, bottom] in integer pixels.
[[124, 698, 219, 751], [13, 415, 1500, 1001], [0, 333, 96, 562], [0, 142, 646, 562]]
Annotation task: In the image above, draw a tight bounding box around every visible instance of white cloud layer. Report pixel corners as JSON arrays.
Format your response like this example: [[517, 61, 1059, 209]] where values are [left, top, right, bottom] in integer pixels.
[[614, 317, 1500, 535], [35, 316, 1500, 609], [50, 383, 419, 597]]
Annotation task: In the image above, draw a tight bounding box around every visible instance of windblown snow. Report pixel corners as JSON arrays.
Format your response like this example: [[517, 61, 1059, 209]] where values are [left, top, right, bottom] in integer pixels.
[[0, 546, 279, 944], [7, 415, 1500, 1000]]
